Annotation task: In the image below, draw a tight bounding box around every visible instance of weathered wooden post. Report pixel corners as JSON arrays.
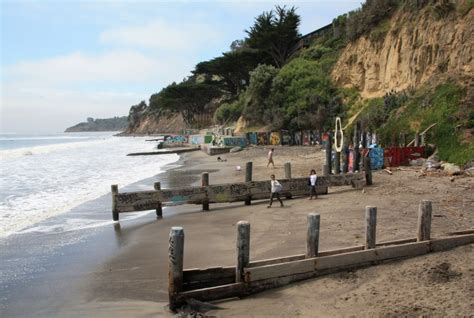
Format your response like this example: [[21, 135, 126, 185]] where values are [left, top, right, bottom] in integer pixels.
[[325, 133, 332, 174], [363, 157, 372, 186], [284, 162, 292, 179], [236, 221, 250, 283], [421, 133, 426, 146], [168, 226, 184, 311], [400, 133, 407, 147], [414, 132, 420, 147], [365, 206, 377, 249], [154, 182, 163, 219], [284, 162, 292, 199], [111, 184, 119, 221], [342, 143, 349, 174], [202, 172, 209, 211], [417, 200, 432, 241], [335, 151, 341, 175], [306, 213, 320, 258], [361, 130, 367, 148], [322, 164, 330, 177], [354, 122, 361, 172], [245, 162, 253, 206]]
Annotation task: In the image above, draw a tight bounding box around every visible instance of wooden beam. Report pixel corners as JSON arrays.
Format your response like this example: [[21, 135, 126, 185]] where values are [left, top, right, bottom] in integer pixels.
[[245, 162, 252, 205], [176, 283, 246, 304], [113, 174, 365, 213]]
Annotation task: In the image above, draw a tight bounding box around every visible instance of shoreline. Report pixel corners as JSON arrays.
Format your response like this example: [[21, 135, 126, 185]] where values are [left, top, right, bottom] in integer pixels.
[[2, 146, 473, 317]]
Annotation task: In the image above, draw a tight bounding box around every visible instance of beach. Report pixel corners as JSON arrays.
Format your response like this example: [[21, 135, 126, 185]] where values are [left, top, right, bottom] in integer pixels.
[[2, 146, 473, 317]]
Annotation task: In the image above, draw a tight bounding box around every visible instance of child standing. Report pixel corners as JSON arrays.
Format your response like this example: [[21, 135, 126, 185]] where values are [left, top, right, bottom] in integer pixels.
[[268, 174, 284, 208], [308, 169, 318, 200], [267, 148, 275, 168]]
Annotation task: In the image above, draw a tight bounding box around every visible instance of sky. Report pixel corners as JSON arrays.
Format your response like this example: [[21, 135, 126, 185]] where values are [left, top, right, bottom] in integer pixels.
[[1, 0, 362, 134]]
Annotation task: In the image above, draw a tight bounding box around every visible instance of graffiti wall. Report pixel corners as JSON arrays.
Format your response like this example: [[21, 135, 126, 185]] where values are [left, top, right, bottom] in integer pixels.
[[164, 135, 188, 145], [269, 132, 281, 145], [222, 137, 247, 147]]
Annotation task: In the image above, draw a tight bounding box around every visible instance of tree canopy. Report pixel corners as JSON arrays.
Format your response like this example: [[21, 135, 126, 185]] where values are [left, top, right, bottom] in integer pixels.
[[245, 5, 301, 68], [149, 82, 221, 126], [193, 49, 265, 96]]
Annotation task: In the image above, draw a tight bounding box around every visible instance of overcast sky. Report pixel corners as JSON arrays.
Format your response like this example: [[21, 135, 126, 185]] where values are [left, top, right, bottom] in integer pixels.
[[1, 0, 361, 134]]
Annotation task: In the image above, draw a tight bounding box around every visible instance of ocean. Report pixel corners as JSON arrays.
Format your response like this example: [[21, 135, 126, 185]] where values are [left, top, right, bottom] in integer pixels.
[[0, 132, 179, 238]]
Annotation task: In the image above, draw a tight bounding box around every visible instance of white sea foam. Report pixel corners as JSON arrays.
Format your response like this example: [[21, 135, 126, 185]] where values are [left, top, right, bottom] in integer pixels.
[[0, 134, 178, 237]]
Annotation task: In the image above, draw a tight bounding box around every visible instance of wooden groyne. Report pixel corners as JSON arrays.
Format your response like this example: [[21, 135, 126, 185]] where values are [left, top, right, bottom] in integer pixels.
[[111, 161, 370, 221], [167, 200, 474, 311], [127, 147, 200, 156]]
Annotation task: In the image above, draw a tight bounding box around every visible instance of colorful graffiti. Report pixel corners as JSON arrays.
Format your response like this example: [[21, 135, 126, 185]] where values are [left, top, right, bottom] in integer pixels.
[[164, 135, 188, 144], [257, 132, 268, 145], [269, 132, 281, 145]]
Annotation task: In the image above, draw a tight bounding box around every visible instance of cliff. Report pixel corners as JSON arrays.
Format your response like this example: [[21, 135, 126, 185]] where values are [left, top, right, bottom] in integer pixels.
[[332, 6, 473, 98], [123, 112, 187, 135], [65, 117, 128, 132]]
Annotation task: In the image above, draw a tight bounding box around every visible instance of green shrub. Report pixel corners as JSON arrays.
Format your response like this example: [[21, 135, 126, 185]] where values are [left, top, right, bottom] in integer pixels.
[[214, 100, 244, 124]]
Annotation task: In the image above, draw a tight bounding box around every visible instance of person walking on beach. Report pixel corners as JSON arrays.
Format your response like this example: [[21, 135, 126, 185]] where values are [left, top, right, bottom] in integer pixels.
[[308, 169, 318, 200], [268, 174, 284, 208], [267, 148, 275, 168]]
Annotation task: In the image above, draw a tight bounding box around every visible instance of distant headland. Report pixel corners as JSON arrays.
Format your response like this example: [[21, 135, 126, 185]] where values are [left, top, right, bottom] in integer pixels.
[[65, 117, 128, 132]]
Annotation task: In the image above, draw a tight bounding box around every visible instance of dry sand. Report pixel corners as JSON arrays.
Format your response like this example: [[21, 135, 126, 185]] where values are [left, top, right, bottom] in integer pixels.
[[80, 146, 473, 317]]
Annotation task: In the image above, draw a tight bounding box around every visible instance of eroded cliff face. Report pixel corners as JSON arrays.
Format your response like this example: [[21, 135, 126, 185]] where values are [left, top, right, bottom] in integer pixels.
[[332, 8, 473, 98], [124, 113, 187, 135]]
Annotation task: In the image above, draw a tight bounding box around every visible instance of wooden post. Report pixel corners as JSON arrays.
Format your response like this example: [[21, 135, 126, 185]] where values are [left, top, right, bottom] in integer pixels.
[[154, 182, 163, 219], [111, 184, 119, 221], [202, 172, 209, 211], [400, 133, 407, 147], [322, 164, 330, 177], [284, 162, 292, 179], [168, 226, 184, 311], [284, 162, 292, 199], [414, 132, 420, 147], [421, 133, 426, 146], [335, 151, 341, 175], [236, 221, 250, 283], [325, 133, 332, 174], [354, 122, 361, 172], [342, 144, 349, 174], [365, 206, 377, 249], [363, 157, 372, 185], [417, 200, 432, 241], [361, 130, 367, 148], [306, 213, 320, 258], [245, 162, 252, 206]]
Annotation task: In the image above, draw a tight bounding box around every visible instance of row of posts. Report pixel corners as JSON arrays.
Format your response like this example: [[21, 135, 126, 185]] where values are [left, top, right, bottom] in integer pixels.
[[324, 122, 372, 185], [168, 200, 432, 310]]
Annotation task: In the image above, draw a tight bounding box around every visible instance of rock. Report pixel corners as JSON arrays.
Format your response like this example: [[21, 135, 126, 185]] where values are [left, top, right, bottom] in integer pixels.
[[464, 160, 474, 170], [410, 158, 425, 166], [423, 151, 441, 171], [441, 163, 461, 176], [230, 146, 242, 153], [464, 167, 474, 176]]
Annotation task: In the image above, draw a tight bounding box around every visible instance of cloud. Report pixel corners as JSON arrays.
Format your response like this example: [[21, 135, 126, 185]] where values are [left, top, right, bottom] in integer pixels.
[[1, 84, 144, 134], [99, 19, 223, 50], [4, 50, 193, 86]]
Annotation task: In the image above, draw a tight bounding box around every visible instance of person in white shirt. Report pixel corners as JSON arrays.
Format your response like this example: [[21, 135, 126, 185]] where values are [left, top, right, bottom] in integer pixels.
[[268, 174, 284, 208], [308, 169, 318, 200], [267, 148, 275, 168]]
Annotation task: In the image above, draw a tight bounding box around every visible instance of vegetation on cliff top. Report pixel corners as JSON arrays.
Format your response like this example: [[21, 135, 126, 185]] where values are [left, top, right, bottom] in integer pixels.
[[65, 116, 128, 132]]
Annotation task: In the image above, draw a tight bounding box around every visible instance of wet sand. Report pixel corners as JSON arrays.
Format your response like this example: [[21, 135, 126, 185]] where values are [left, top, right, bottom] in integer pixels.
[[3, 146, 473, 317]]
